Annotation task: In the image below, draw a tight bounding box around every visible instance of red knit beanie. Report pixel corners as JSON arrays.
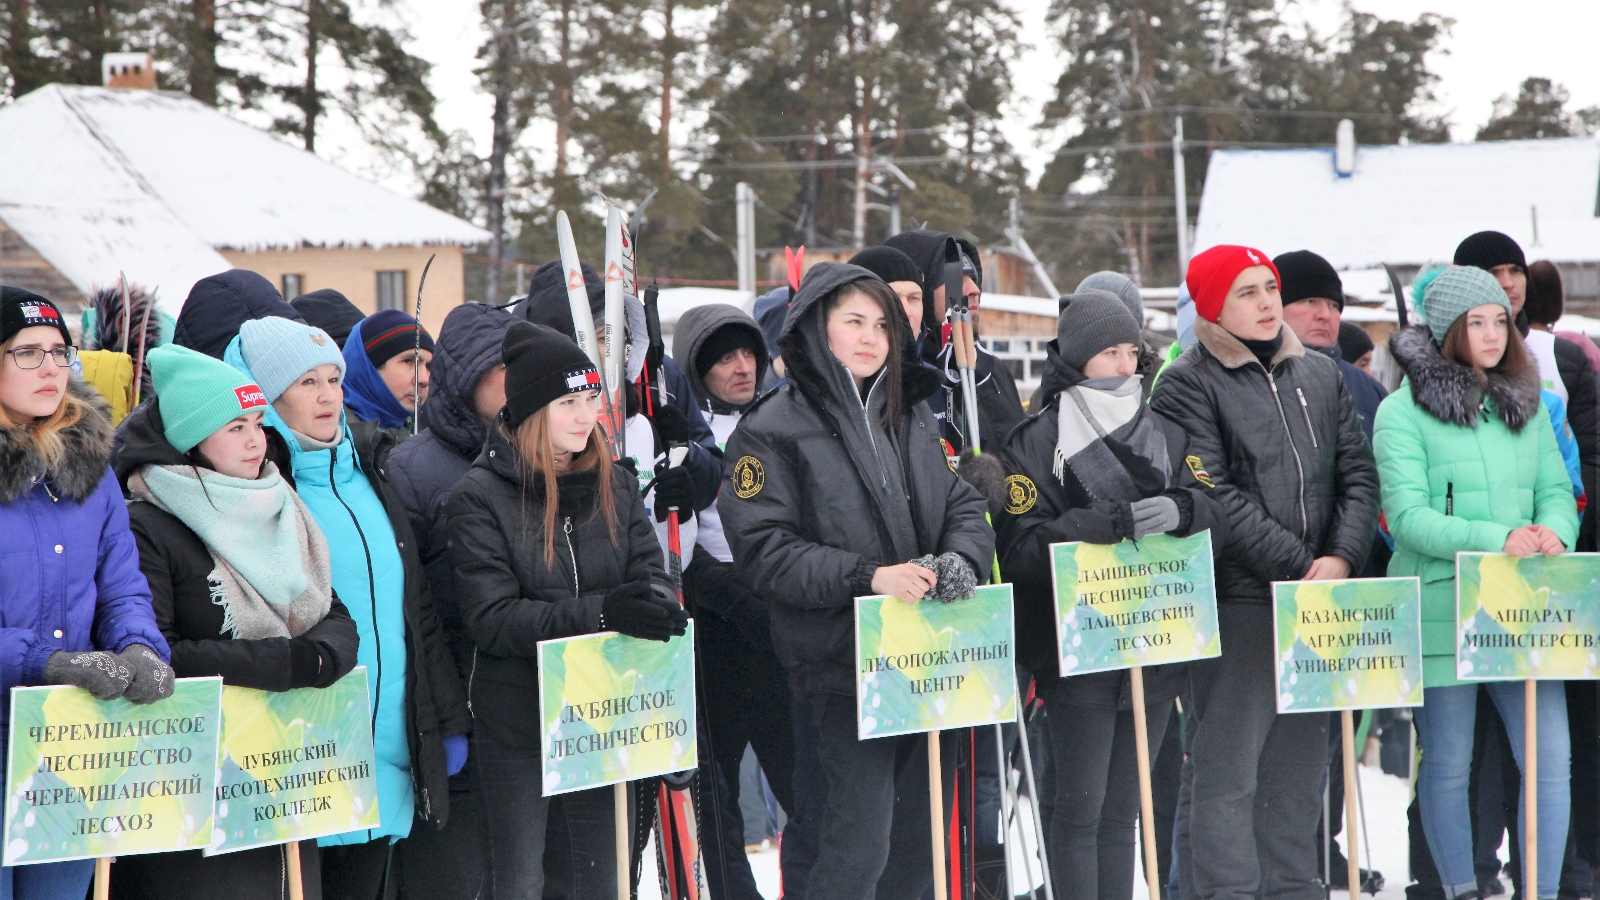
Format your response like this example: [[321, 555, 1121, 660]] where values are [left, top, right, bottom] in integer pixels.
[[1186, 245, 1281, 323]]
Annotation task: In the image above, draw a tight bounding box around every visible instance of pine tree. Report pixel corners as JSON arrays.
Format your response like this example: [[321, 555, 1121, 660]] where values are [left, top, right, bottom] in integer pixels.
[[1477, 77, 1600, 141]]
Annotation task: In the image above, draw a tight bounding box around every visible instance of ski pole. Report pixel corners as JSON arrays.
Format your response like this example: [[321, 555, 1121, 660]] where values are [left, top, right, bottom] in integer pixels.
[[412, 253, 435, 437], [1015, 687, 1055, 900], [1354, 733, 1374, 895]]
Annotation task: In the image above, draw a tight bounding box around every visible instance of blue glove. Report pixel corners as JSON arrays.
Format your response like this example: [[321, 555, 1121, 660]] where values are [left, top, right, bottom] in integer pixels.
[[443, 734, 469, 777]]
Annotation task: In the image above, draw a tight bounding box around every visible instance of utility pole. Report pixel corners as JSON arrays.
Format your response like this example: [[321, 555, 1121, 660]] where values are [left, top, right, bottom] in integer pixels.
[[1006, 196, 1059, 298], [1173, 116, 1190, 277], [736, 182, 756, 300], [888, 186, 901, 236]]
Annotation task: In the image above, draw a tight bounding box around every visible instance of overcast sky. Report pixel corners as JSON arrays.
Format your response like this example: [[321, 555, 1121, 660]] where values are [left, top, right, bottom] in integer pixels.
[[392, 0, 1600, 187]]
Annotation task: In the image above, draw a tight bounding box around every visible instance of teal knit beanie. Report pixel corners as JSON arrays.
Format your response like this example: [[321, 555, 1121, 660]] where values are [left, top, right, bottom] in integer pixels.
[[1421, 266, 1513, 345], [237, 316, 346, 402], [147, 345, 270, 453]]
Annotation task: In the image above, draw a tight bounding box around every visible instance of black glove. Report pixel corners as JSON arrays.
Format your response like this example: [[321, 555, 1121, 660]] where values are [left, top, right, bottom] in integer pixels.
[[45, 651, 132, 701], [600, 579, 689, 642], [118, 644, 175, 704], [652, 404, 690, 447], [647, 463, 695, 524]]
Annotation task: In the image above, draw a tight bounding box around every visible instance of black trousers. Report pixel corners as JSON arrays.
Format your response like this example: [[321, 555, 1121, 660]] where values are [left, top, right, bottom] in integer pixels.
[[322, 839, 393, 900], [394, 768, 484, 900], [807, 691, 954, 900], [113, 839, 323, 900], [1183, 604, 1328, 900]]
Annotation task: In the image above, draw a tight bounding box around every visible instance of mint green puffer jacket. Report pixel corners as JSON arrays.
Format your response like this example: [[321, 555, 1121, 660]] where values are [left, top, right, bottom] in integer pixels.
[[1374, 326, 1579, 688]]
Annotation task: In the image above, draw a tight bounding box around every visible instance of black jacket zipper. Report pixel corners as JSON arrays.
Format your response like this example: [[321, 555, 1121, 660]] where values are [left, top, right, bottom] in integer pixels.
[[1264, 365, 1310, 539]]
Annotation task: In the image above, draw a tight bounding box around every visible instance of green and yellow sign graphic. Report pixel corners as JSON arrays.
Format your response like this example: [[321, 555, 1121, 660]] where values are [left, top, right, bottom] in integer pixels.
[[1051, 531, 1219, 675], [4, 677, 223, 865], [538, 624, 697, 796], [1271, 578, 1423, 713], [208, 668, 379, 854], [1456, 552, 1600, 680], [854, 585, 1018, 740]]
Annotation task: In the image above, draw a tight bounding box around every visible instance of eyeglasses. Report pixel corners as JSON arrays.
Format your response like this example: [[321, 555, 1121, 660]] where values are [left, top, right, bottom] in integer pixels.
[[6, 347, 77, 369]]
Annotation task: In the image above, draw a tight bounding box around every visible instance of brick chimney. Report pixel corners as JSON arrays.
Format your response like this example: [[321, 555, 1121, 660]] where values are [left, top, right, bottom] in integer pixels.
[[101, 53, 155, 90]]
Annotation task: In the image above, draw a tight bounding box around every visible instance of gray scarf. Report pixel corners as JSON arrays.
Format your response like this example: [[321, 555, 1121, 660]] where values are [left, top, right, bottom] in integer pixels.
[[1054, 374, 1172, 502]]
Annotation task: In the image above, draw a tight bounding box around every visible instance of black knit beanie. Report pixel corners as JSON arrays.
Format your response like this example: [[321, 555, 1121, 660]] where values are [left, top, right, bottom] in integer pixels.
[[0, 286, 72, 348], [1056, 290, 1141, 371], [848, 246, 924, 286], [502, 321, 600, 428], [1337, 321, 1374, 363], [694, 324, 761, 380], [361, 308, 435, 368], [1454, 231, 1527, 273], [1273, 250, 1345, 311]]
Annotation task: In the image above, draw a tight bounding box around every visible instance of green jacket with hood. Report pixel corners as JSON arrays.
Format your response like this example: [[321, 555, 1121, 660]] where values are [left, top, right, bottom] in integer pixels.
[[1375, 325, 1579, 688]]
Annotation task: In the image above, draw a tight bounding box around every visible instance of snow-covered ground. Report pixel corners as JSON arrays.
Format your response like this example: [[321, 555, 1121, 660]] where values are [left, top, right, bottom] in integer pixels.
[[640, 762, 1445, 900]]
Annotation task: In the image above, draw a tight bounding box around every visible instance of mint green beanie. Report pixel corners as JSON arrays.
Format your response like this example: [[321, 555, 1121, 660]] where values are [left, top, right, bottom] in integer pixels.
[[147, 344, 270, 453], [1421, 266, 1513, 345]]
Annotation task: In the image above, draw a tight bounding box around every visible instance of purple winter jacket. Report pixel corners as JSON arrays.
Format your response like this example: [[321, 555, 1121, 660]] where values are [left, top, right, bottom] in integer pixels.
[[0, 382, 168, 729]]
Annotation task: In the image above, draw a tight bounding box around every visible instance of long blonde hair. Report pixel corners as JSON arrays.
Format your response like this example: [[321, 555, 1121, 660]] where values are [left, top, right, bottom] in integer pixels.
[[511, 408, 620, 566], [0, 335, 85, 472]]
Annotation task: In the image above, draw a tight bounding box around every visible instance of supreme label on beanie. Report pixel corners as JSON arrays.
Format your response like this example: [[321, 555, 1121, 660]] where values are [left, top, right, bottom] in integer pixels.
[[234, 385, 268, 409], [565, 368, 601, 392]]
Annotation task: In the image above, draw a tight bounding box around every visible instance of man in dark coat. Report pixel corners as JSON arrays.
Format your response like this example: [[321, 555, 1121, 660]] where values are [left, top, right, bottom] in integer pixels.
[[173, 269, 304, 358], [1273, 251, 1388, 439], [674, 303, 797, 900], [884, 229, 1025, 450], [1150, 245, 1379, 900], [386, 301, 514, 899]]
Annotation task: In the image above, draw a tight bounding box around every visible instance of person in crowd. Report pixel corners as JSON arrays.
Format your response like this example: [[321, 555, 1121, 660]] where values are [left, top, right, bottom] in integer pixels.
[[885, 228, 1025, 451], [0, 286, 174, 900], [1456, 231, 1598, 551], [447, 321, 687, 899], [1535, 261, 1600, 373], [1375, 265, 1578, 900], [292, 289, 367, 350], [754, 285, 791, 382], [1339, 322, 1377, 374], [849, 246, 926, 331], [1274, 250, 1389, 438], [997, 290, 1226, 900], [674, 303, 796, 899], [1150, 245, 1379, 900], [111, 344, 360, 900], [385, 301, 513, 899], [225, 317, 470, 900], [173, 269, 305, 359], [720, 262, 994, 899], [342, 310, 434, 441], [1075, 271, 1173, 395]]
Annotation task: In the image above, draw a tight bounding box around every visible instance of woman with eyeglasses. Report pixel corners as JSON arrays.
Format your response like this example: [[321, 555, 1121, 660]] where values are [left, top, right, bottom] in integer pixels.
[[0, 287, 174, 900]]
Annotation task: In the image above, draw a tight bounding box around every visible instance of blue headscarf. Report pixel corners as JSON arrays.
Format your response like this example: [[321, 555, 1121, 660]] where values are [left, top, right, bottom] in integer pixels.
[[341, 317, 412, 429]]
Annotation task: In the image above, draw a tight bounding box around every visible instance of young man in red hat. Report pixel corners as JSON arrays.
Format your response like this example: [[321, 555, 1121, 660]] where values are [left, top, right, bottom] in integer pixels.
[[1150, 245, 1379, 900]]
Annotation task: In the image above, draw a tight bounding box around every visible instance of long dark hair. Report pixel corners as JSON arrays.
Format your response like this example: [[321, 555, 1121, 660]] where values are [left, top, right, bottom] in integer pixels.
[[820, 278, 909, 431], [1438, 311, 1533, 381]]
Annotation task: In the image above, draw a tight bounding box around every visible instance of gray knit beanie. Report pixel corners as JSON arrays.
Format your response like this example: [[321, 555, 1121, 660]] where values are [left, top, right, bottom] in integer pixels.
[[237, 316, 347, 402], [1057, 290, 1142, 370], [1074, 271, 1144, 323], [1421, 266, 1513, 345]]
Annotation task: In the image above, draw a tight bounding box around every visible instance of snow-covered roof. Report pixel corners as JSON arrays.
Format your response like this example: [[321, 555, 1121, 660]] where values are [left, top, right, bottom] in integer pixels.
[[0, 85, 490, 309], [1193, 136, 1600, 269]]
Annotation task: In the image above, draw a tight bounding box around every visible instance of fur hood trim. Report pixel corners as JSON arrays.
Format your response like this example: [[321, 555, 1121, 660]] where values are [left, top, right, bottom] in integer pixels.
[[1389, 325, 1541, 431], [0, 380, 114, 504]]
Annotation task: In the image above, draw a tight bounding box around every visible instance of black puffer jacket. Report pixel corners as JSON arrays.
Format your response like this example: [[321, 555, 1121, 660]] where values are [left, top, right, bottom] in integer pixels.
[[115, 402, 360, 692], [720, 262, 995, 696], [996, 342, 1228, 694], [1149, 319, 1379, 604], [389, 302, 516, 674], [446, 426, 668, 744], [1552, 335, 1599, 550]]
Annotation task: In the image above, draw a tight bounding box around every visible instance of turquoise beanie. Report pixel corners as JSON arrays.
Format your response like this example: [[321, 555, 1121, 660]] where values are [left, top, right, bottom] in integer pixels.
[[1421, 266, 1513, 344], [147, 344, 270, 453], [237, 316, 346, 402]]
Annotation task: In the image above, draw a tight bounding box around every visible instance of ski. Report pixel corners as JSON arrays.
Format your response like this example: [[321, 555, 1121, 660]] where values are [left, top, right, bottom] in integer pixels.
[[603, 206, 629, 457], [556, 210, 603, 370]]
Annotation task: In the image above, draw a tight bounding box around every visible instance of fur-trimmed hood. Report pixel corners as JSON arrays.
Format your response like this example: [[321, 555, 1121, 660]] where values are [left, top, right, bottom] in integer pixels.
[[0, 380, 115, 504], [1389, 324, 1541, 432]]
